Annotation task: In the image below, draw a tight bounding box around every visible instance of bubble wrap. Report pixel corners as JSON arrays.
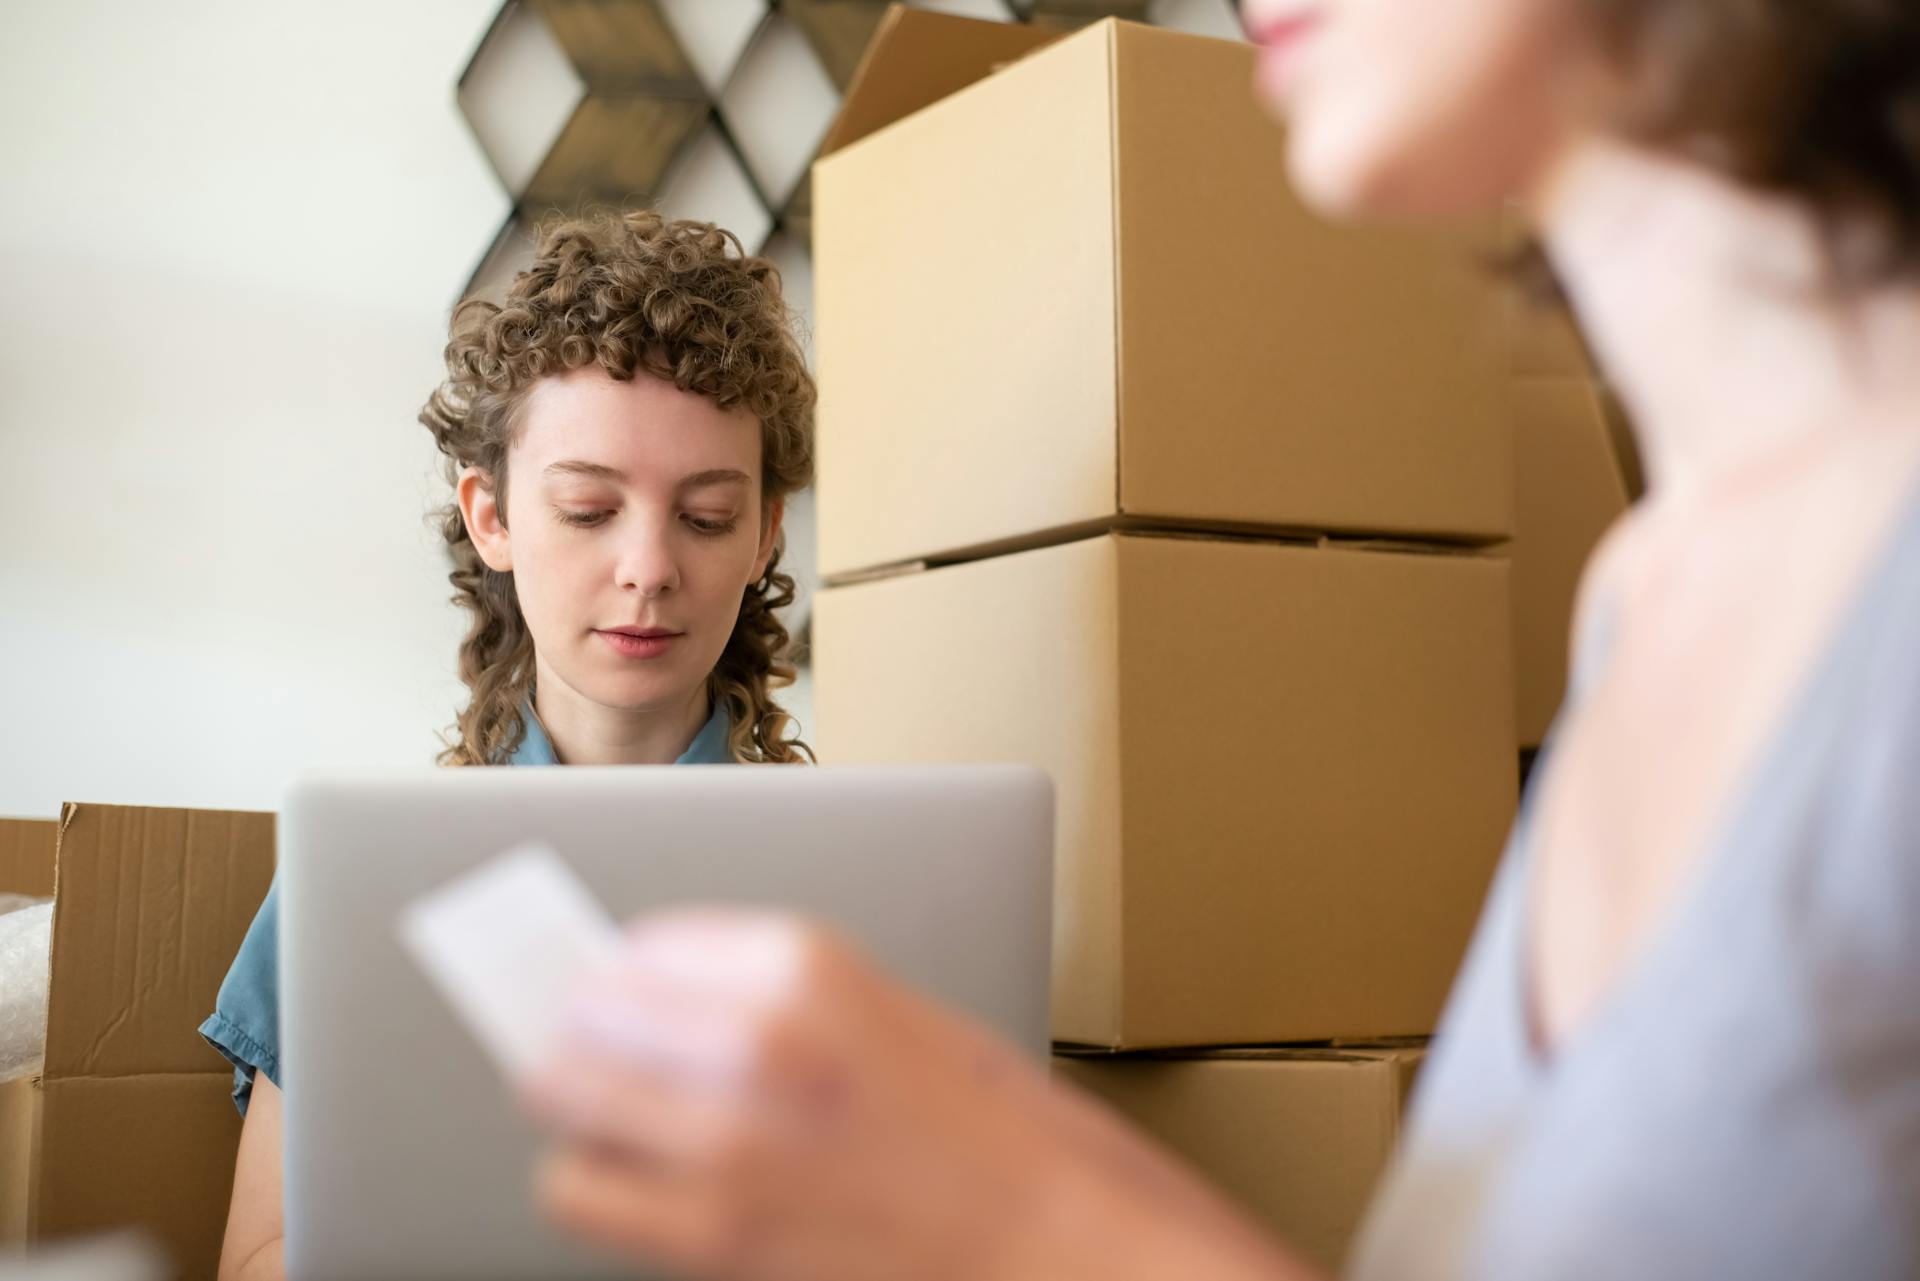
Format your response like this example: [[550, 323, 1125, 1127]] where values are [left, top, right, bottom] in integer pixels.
[[0, 897, 54, 1083], [11, 1229, 170, 1281]]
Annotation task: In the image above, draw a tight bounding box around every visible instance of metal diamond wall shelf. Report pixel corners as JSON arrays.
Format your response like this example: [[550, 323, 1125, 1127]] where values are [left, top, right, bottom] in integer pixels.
[[458, 1, 709, 213], [1016, 0, 1152, 25], [721, 12, 841, 212], [455, 0, 1247, 306]]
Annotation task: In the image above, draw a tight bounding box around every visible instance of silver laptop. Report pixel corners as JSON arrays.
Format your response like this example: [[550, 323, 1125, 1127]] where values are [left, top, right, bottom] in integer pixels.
[[278, 765, 1052, 1281]]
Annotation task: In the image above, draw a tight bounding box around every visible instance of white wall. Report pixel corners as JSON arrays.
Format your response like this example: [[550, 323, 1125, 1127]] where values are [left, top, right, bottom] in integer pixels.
[[0, 2, 510, 816]]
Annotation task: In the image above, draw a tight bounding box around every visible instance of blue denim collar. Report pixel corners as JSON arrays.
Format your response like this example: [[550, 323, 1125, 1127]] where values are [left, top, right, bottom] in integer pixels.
[[508, 697, 733, 766]]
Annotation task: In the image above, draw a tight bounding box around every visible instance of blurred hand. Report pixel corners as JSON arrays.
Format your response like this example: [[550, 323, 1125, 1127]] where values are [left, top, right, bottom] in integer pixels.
[[521, 910, 1318, 1281]]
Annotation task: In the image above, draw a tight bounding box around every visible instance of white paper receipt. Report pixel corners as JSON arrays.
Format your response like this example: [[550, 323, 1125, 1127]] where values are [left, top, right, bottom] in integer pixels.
[[398, 842, 622, 1079]]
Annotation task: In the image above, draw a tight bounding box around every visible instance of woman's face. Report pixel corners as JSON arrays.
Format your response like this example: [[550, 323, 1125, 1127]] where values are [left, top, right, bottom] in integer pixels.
[[1245, 0, 1602, 217], [463, 366, 780, 718]]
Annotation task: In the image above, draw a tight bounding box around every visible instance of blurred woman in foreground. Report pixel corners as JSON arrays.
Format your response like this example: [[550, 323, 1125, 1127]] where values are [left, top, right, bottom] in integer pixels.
[[522, 2, 1920, 1277]]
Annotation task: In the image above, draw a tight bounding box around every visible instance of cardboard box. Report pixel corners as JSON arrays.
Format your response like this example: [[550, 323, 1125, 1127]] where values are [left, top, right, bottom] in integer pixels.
[[1510, 377, 1638, 746], [1506, 290, 1594, 379], [0, 818, 56, 899], [1054, 1044, 1422, 1273], [815, 7, 1061, 161], [814, 532, 1517, 1047], [812, 12, 1510, 579], [0, 805, 275, 1279]]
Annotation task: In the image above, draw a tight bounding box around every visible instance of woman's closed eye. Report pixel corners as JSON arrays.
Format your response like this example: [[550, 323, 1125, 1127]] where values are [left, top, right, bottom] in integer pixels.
[[555, 506, 616, 529], [684, 512, 739, 536]]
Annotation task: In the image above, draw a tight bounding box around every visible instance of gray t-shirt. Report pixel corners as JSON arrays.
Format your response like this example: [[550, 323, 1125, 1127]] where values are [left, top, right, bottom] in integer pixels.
[[1350, 481, 1920, 1279]]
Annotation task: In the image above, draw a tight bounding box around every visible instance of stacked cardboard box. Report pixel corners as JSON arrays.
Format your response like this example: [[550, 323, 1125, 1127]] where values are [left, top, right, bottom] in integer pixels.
[[1056, 1044, 1424, 1274], [0, 805, 275, 1278], [809, 8, 1517, 1262]]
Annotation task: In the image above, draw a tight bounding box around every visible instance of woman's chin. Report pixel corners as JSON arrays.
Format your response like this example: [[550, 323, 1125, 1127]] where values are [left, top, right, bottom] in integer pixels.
[[564, 671, 694, 719], [1287, 141, 1403, 222], [1284, 109, 1416, 219], [1289, 132, 1513, 223]]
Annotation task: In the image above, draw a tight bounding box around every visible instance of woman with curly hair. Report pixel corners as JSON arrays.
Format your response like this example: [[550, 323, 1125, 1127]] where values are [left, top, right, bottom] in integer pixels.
[[201, 209, 814, 1280], [512, 2, 1920, 1280]]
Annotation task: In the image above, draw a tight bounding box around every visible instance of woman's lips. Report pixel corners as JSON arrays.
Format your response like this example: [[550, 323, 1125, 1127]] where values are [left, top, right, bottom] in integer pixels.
[[1250, 11, 1322, 49], [596, 628, 682, 659], [1250, 10, 1324, 99]]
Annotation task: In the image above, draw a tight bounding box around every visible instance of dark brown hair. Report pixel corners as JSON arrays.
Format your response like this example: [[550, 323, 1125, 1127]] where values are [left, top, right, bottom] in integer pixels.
[[418, 210, 816, 765], [1588, 0, 1920, 283]]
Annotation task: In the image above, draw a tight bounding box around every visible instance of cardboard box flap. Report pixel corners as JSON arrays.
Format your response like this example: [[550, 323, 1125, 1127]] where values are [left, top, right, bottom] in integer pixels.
[[44, 804, 276, 1080], [0, 819, 57, 899], [816, 4, 1062, 159]]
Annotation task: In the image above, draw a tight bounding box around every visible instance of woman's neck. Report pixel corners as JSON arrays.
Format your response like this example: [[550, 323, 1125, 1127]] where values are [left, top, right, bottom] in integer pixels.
[[530, 661, 712, 765], [1532, 137, 1920, 502]]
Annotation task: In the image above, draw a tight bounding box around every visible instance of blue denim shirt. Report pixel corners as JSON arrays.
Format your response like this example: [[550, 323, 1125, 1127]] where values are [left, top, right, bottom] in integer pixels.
[[198, 702, 735, 1115]]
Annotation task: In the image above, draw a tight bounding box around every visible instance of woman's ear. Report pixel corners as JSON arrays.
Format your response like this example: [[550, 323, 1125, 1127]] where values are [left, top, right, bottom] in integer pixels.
[[753, 497, 786, 583], [457, 467, 514, 573]]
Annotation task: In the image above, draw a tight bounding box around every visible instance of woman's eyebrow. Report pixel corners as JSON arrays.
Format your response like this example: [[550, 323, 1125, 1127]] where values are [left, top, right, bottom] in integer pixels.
[[679, 468, 752, 490], [543, 459, 625, 482]]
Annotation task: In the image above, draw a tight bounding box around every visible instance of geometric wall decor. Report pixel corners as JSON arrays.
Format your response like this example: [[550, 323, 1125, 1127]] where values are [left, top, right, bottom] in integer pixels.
[[1017, 0, 1153, 20], [458, 0, 709, 214], [456, 0, 1249, 303], [720, 12, 842, 213], [657, 0, 768, 92], [458, 2, 597, 201], [657, 120, 775, 252], [1147, 0, 1244, 39]]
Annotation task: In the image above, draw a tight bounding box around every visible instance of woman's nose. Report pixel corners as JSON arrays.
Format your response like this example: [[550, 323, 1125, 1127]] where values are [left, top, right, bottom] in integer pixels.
[[615, 528, 681, 599]]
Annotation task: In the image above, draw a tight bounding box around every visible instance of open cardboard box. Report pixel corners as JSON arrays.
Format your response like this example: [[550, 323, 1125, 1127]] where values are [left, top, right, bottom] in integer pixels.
[[1056, 1042, 1425, 1273], [813, 8, 1510, 579], [0, 805, 275, 1279]]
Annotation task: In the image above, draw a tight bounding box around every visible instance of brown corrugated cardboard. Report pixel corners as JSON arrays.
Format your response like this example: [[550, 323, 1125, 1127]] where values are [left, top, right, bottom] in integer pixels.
[[0, 818, 57, 898], [44, 806, 277, 1080], [1597, 383, 1646, 500], [26, 1074, 244, 1275], [0, 1064, 32, 1242], [1507, 291, 1595, 378], [1055, 1044, 1423, 1273], [1510, 377, 1636, 746], [0, 803, 275, 1278], [816, 6, 1062, 158], [814, 532, 1517, 1047], [813, 17, 1510, 579]]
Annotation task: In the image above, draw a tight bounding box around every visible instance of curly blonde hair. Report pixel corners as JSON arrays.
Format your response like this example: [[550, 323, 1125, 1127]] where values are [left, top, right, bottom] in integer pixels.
[[418, 210, 815, 765]]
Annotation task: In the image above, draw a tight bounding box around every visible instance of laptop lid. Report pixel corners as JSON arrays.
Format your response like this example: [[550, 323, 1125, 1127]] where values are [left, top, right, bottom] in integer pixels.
[[280, 764, 1052, 1280]]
